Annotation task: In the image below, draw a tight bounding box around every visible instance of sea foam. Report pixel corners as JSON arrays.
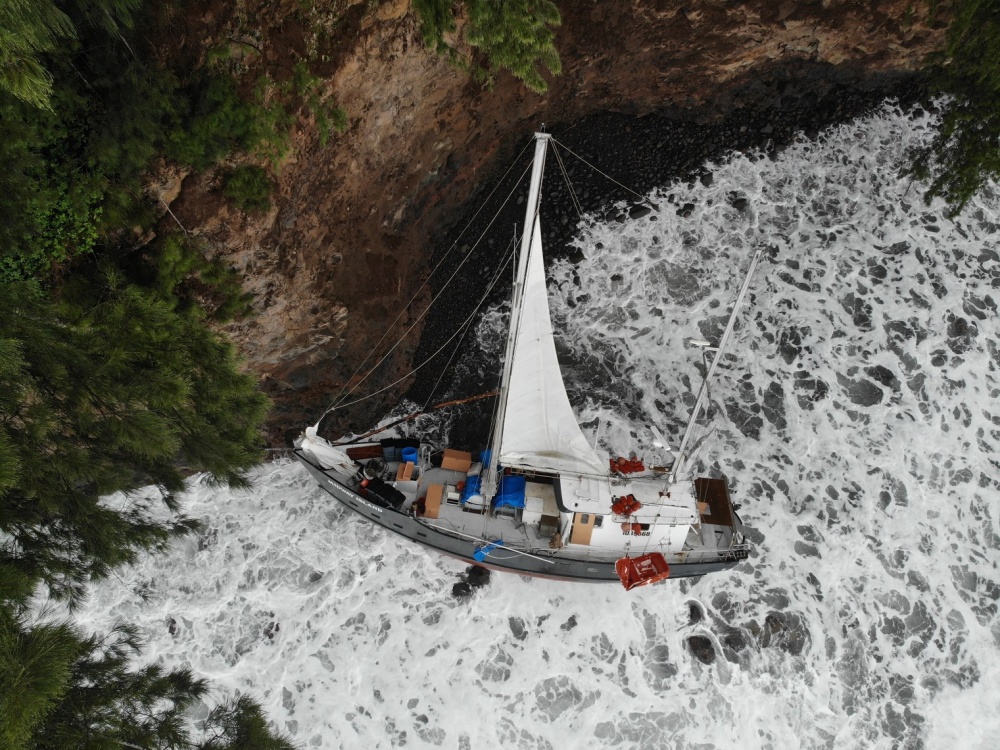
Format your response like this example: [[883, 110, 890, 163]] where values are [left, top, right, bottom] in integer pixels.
[[78, 104, 1000, 750]]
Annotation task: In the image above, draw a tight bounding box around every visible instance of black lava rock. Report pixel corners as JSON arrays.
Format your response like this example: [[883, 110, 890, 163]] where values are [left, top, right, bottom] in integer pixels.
[[687, 635, 716, 664], [467, 565, 491, 588]]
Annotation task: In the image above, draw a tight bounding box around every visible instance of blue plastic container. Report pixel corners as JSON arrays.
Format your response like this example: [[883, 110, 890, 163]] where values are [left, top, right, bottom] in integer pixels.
[[400, 447, 418, 465]]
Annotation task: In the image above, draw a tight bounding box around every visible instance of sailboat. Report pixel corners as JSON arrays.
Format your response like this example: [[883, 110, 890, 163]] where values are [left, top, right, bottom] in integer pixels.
[[294, 133, 758, 588]]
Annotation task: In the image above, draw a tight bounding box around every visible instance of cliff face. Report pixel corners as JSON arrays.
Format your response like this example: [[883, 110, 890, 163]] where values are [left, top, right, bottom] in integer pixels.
[[167, 0, 945, 444]]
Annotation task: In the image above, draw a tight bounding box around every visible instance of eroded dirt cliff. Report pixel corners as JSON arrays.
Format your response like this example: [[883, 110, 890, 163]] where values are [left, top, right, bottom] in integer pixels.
[[162, 0, 946, 445]]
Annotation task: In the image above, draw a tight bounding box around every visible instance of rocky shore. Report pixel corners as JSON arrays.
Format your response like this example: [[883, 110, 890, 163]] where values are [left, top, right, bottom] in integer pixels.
[[162, 1, 945, 446], [405, 68, 928, 451]]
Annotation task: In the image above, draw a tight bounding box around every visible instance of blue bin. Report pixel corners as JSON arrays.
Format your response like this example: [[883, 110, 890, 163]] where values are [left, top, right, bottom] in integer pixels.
[[401, 447, 418, 465]]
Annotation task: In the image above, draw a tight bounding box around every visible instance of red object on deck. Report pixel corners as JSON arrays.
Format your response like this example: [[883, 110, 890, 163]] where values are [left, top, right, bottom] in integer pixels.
[[610, 456, 646, 474], [611, 494, 642, 516], [616, 553, 671, 590]]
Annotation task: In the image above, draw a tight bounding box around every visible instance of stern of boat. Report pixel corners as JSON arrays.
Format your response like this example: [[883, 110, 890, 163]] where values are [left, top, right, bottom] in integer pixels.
[[691, 476, 752, 562]]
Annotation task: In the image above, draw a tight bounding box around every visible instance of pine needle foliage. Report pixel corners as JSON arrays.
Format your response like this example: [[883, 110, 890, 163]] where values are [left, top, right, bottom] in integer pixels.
[[1, 4, 294, 748], [29, 621, 207, 750], [466, 0, 562, 93], [413, 0, 562, 92], [222, 165, 274, 213], [0, 0, 143, 110], [0, 0, 76, 110], [1, 613, 295, 750], [0, 609, 80, 750], [0, 254, 269, 606], [413, 0, 459, 55], [910, 0, 1000, 214], [199, 695, 296, 750]]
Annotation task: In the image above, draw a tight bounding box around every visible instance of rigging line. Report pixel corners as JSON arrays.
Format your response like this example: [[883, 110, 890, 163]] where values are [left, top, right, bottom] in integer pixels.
[[334, 391, 498, 446], [551, 142, 584, 218], [315, 159, 534, 427], [480, 229, 520, 540], [421, 235, 518, 412], [327, 159, 532, 413], [680, 250, 755, 457], [415, 521, 557, 564], [486, 226, 519, 454], [551, 138, 650, 204], [326, 159, 531, 417], [318, 139, 536, 422], [317, 229, 520, 416]]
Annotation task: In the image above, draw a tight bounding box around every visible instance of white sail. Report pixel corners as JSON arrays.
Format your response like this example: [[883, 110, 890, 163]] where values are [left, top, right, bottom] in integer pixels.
[[498, 220, 607, 476], [300, 426, 356, 475]]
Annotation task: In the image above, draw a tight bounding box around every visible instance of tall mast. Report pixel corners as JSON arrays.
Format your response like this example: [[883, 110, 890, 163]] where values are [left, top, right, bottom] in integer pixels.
[[668, 245, 764, 484], [481, 132, 550, 500]]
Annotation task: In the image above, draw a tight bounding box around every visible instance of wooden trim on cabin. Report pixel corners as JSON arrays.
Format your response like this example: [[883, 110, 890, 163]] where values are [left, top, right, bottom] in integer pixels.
[[346, 445, 383, 460], [694, 478, 735, 527]]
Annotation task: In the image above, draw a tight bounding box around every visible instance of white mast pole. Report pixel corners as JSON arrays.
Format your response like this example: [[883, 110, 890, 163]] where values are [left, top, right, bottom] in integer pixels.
[[481, 132, 551, 500], [668, 245, 765, 484]]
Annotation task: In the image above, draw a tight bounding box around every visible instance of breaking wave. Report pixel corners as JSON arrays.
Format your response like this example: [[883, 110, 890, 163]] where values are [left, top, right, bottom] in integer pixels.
[[78, 104, 1000, 750]]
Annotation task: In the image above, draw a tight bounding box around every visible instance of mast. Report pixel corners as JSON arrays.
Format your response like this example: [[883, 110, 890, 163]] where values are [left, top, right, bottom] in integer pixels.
[[481, 132, 551, 500], [668, 245, 765, 484]]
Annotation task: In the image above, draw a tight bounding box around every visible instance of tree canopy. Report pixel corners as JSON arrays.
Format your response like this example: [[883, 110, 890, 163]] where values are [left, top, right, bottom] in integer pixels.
[[907, 0, 1000, 213], [413, 0, 562, 92], [0, 2, 290, 746], [2, 613, 296, 750]]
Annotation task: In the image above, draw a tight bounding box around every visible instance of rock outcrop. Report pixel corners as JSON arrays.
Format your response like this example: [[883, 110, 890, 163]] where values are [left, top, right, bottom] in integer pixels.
[[165, 0, 945, 445]]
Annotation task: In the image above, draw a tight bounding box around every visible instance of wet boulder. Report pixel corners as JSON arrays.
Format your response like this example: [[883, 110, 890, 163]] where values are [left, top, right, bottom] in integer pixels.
[[759, 611, 810, 656], [687, 635, 716, 664], [467, 565, 491, 588]]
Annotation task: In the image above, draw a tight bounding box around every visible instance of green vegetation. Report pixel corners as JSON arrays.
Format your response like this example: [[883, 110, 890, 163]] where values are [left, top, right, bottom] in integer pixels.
[[0, 2, 303, 746], [911, 0, 1000, 214], [1, 613, 296, 750], [167, 71, 292, 170], [0, 248, 277, 744], [0, 0, 138, 111], [413, 0, 562, 92], [224, 165, 274, 213], [285, 61, 349, 147]]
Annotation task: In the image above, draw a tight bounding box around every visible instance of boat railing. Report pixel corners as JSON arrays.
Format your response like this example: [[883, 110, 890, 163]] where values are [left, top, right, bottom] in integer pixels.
[[678, 543, 752, 564]]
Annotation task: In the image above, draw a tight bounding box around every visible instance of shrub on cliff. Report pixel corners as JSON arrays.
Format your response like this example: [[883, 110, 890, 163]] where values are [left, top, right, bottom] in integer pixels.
[[0, 1, 296, 283], [911, 0, 1000, 214], [414, 0, 562, 92], [223, 165, 274, 213]]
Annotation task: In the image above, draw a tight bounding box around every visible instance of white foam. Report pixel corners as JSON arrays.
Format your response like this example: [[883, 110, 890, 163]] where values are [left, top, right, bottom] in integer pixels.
[[77, 104, 1000, 749]]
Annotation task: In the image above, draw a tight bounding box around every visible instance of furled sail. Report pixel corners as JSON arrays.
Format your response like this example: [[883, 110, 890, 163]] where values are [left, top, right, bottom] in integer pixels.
[[300, 426, 356, 475], [498, 220, 608, 476]]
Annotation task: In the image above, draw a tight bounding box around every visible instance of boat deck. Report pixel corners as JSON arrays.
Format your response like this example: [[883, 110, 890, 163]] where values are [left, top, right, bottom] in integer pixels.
[[327, 445, 745, 564], [361, 462, 561, 552]]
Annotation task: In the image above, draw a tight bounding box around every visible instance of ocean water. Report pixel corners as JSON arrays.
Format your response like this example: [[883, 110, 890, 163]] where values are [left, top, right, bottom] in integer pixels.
[[78, 105, 1000, 750]]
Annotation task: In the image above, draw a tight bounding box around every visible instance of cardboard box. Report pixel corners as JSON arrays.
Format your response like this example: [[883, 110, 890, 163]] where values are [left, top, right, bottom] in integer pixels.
[[396, 461, 414, 481], [425, 484, 444, 519], [441, 448, 472, 472]]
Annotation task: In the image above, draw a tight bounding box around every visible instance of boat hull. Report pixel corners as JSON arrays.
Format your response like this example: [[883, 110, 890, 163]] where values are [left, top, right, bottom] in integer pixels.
[[294, 449, 744, 583]]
